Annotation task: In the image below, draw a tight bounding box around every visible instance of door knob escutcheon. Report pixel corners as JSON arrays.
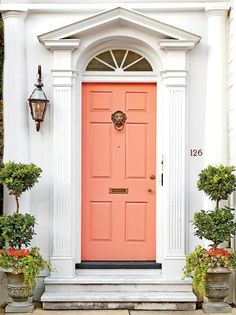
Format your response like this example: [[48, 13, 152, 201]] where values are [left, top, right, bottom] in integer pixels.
[[150, 175, 156, 180]]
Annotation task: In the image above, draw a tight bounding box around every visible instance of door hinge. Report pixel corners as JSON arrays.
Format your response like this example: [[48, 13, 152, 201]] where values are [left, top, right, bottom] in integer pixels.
[[161, 156, 164, 186]]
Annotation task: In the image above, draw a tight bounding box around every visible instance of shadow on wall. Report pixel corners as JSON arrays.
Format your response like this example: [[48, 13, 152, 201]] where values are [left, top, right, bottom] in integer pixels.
[[0, 272, 9, 307], [226, 271, 236, 304]]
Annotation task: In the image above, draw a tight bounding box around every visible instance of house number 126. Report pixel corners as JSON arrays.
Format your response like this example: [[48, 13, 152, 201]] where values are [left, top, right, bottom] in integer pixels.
[[190, 149, 203, 157]]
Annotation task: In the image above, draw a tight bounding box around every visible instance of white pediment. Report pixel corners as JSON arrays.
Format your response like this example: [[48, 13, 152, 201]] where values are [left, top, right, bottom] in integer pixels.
[[38, 7, 201, 48]]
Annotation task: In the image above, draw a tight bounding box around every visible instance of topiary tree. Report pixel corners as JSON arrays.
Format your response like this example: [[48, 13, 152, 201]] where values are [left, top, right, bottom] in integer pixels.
[[0, 162, 42, 248], [197, 165, 236, 209], [0, 161, 42, 214], [193, 207, 236, 248], [0, 213, 36, 249], [194, 164, 236, 248]]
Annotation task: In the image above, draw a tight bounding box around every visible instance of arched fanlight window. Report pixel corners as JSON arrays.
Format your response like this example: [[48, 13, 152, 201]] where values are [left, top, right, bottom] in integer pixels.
[[86, 50, 153, 72]]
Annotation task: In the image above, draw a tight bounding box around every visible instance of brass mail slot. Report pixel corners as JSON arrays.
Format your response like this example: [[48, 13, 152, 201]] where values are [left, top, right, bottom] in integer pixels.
[[109, 188, 128, 194]]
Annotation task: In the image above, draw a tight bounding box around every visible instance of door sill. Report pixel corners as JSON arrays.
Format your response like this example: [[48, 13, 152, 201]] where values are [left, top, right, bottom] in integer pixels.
[[76, 261, 162, 269]]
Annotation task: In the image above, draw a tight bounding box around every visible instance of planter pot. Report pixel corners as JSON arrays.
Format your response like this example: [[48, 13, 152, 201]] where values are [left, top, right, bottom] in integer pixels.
[[5, 272, 34, 313], [203, 269, 232, 313]]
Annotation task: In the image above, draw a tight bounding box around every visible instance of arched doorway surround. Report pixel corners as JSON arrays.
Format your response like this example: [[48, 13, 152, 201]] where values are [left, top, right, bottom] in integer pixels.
[[38, 7, 200, 279]]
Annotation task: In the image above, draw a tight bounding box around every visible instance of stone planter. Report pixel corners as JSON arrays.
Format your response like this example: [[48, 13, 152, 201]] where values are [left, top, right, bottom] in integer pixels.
[[5, 272, 34, 313], [203, 269, 232, 313]]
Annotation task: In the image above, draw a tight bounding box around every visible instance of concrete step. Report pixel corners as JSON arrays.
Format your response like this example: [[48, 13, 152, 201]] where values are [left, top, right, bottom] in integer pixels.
[[41, 269, 196, 310], [41, 291, 196, 302], [44, 275, 192, 292]]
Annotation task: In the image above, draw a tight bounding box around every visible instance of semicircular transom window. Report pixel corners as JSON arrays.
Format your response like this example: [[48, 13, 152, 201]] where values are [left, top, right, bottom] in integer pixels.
[[86, 50, 153, 72]]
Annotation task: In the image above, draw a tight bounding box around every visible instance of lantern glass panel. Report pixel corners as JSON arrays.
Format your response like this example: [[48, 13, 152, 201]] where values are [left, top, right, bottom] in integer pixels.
[[31, 101, 46, 121]]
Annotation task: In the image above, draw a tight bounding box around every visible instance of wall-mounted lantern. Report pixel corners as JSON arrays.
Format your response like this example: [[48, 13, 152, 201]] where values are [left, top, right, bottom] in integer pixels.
[[28, 65, 49, 132]]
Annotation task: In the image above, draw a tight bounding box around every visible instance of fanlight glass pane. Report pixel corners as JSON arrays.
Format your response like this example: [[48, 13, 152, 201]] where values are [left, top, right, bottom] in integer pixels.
[[86, 50, 153, 72], [86, 59, 115, 71], [96, 51, 116, 68], [123, 51, 142, 68], [124, 59, 153, 71], [112, 50, 127, 67]]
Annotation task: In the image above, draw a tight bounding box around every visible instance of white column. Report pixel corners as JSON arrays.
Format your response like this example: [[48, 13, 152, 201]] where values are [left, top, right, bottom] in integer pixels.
[[2, 11, 30, 213], [205, 8, 228, 165], [159, 43, 196, 278], [2, 11, 29, 162], [48, 46, 79, 278], [162, 70, 187, 278]]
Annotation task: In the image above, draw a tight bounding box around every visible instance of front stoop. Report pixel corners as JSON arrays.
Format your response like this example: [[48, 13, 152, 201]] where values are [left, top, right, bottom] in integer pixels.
[[41, 270, 196, 310]]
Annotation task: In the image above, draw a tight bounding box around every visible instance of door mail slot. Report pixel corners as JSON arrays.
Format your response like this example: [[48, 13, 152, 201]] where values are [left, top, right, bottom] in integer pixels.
[[109, 188, 128, 194]]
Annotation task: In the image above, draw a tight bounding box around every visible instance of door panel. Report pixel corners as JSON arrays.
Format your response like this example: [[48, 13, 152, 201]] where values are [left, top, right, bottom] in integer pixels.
[[126, 124, 147, 179], [82, 83, 156, 260]]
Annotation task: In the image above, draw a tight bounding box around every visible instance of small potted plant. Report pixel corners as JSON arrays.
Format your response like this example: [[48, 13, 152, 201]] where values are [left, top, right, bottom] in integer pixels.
[[184, 165, 236, 313], [0, 161, 52, 313]]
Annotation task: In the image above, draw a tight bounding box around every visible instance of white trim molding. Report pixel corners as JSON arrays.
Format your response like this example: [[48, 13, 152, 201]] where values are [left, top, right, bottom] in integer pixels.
[[43, 39, 80, 50], [158, 40, 197, 50]]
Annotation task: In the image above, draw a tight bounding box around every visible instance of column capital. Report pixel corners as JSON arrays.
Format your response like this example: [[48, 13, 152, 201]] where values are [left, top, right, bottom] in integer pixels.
[[51, 69, 77, 87], [2, 10, 28, 20], [39, 39, 80, 51], [160, 70, 188, 87], [159, 40, 197, 51], [205, 3, 230, 17]]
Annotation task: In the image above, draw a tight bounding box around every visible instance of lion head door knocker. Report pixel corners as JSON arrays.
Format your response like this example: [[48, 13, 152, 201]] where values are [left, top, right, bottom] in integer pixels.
[[111, 110, 127, 131]]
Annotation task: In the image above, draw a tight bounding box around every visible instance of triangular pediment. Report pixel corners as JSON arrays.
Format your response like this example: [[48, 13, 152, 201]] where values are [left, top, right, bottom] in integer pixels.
[[38, 7, 201, 46]]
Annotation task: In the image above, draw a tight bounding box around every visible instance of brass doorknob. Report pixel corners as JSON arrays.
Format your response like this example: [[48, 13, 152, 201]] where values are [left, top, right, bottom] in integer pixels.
[[150, 175, 156, 180], [148, 189, 152, 192]]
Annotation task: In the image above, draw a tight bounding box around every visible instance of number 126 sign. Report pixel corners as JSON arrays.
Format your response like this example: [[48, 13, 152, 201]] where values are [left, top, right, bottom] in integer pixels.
[[190, 149, 203, 157]]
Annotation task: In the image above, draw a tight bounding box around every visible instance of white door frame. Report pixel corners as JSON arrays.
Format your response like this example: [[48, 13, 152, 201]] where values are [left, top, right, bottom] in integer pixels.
[[75, 42, 163, 266]]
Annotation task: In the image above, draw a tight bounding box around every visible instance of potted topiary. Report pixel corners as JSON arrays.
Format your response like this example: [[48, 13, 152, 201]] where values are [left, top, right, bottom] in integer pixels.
[[0, 161, 51, 313], [184, 165, 236, 313]]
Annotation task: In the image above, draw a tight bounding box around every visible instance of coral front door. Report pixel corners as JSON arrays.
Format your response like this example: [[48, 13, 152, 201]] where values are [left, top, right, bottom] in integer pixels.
[[82, 83, 156, 260]]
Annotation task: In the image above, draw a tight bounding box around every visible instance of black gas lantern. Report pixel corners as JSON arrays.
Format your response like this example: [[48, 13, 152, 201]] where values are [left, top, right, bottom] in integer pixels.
[[28, 65, 49, 131]]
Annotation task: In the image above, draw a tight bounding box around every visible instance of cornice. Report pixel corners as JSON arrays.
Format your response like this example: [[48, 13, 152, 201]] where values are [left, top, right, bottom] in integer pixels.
[[43, 39, 80, 50], [1, 10, 28, 19], [0, 2, 231, 13], [205, 2, 230, 12], [158, 40, 198, 50]]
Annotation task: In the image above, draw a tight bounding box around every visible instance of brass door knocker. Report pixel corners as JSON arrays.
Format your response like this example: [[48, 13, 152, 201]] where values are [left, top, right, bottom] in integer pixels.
[[111, 110, 127, 131]]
